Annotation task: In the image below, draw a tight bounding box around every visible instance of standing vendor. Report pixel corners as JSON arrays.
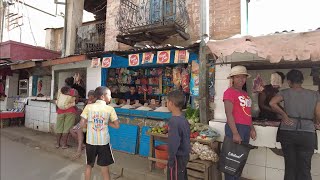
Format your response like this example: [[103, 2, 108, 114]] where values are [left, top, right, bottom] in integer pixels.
[[122, 85, 140, 104], [258, 72, 285, 120]]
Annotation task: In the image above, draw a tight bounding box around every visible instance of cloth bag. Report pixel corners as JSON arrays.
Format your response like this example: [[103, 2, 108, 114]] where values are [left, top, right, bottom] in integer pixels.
[[55, 89, 76, 110], [218, 137, 252, 177]]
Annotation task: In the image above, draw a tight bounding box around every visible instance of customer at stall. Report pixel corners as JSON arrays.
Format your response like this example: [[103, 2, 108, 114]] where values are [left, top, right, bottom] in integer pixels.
[[270, 69, 320, 180], [166, 90, 190, 180], [258, 72, 285, 120], [70, 90, 95, 159], [80, 86, 120, 180], [55, 77, 78, 149], [123, 85, 140, 104], [223, 65, 257, 180]]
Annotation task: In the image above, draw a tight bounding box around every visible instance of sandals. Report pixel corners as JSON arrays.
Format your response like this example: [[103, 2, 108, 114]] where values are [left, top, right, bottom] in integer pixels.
[[61, 145, 69, 149], [55, 144, 60, 149], [71, 152, 82, 160]]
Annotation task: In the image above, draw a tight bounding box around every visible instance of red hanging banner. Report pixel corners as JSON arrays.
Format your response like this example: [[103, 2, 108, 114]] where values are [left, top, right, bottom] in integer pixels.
[[174, 50, 189, 64], [101, 57, 112, 68], [129, 54, 140, 66], [157, 50, 171, 64], [142, 52, 154, 64]]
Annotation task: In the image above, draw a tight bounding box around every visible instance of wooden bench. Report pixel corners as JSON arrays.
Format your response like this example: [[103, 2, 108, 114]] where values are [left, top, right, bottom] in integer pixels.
[[0, 112, 25, 128]]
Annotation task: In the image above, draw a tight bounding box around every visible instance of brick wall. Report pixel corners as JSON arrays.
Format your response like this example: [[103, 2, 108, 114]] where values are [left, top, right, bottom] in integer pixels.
[[104, 0, 241, 49], [212, 0, 241, 40]]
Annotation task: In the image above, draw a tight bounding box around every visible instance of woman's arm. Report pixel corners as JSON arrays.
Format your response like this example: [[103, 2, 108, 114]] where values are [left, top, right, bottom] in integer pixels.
[[224, 100, 242, 144], [270, 95, 293, 125], [315, 102, 320, 129]]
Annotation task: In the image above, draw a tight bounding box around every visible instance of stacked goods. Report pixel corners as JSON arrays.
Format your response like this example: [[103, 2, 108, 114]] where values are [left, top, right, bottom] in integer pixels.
[[148, 124, 169, 134], [191, 142, 219, 162]]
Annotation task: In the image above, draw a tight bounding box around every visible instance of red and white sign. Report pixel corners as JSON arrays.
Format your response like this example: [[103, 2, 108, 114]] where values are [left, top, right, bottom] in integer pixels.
[[91, 57, 100, 68], [101, 57, 112, 68], [129, 54, 140, 66], [174, 50, 189, 63], [142, 52, 154, 64], [157, 51, 171, 64]]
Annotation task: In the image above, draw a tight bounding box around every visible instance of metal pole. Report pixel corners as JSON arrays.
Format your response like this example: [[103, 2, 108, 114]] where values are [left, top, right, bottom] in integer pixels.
[[199, 0, 209, 124], [0, 0, 6, 43], [62, 0, 68, 57]]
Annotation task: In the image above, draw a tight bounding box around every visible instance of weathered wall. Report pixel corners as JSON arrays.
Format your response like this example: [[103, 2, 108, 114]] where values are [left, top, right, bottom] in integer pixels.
[[45, 28, 63, 52]]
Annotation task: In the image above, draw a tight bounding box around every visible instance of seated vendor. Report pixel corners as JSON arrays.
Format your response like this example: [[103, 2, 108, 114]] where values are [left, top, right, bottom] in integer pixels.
[[123, 85, 140, 104], [258, 72, 285, 120]]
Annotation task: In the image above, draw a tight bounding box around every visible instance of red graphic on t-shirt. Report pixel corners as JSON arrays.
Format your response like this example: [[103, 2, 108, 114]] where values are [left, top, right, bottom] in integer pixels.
[[238, 95, 252, 117]]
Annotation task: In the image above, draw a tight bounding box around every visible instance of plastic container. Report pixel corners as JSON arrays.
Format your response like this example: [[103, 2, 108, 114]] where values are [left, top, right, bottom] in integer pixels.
[[155, 144, 168, 169]]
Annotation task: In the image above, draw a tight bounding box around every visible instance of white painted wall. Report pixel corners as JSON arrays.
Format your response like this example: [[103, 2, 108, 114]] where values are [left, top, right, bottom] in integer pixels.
[[51, 60, 101, 99]]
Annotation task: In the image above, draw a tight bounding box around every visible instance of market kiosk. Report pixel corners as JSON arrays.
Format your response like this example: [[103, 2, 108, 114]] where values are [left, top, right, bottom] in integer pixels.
[[99, 49, 200, 155]]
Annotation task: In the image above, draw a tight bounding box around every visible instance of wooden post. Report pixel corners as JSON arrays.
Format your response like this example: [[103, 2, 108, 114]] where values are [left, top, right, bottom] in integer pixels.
[[199, 0, 210, 124]]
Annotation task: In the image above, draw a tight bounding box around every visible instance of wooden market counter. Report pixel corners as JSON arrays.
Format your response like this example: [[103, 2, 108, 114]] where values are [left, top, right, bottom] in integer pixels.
[[146, 132, 222, 180]]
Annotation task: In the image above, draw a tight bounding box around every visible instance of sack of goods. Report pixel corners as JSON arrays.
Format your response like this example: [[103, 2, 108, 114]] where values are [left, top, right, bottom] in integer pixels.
[[218, 137, 253, 177]]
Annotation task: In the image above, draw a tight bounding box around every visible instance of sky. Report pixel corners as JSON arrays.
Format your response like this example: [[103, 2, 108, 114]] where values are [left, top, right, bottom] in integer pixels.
[[2, 0, 320, 47], [248, 0, 320, 35], [2, 0, 95, 47]]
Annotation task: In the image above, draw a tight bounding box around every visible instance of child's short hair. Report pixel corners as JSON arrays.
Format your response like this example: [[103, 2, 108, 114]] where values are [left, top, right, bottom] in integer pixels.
[[61, 86, 70, 95], [88, 90, 95, 97], [167, 90, 185, 109]]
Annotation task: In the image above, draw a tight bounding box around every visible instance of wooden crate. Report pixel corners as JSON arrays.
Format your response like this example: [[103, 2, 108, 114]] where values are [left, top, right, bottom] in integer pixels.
[[187, 160, 221, 180]]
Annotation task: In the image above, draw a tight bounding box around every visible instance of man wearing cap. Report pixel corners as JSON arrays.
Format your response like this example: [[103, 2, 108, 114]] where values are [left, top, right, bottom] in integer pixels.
[[222, 65, 257, 180]]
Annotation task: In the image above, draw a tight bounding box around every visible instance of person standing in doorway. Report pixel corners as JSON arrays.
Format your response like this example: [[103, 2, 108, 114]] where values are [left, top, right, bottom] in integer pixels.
[[223, 66, 257, 180], [80, 86, 120, 180], [55, 77, 78, 149], [270, 69, 320, 180]]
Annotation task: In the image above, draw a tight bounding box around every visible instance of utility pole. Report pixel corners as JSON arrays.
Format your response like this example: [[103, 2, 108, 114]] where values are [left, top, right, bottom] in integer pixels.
[[0, 0, 6, 43], [199, 0, 209, 124]]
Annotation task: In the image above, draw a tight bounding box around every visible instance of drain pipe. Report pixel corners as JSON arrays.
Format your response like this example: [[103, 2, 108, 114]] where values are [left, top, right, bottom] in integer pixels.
[[61, 0, 68, 57]]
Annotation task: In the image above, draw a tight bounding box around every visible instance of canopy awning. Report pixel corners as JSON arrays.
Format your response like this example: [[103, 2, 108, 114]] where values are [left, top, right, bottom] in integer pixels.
[[207, 30, 320, 63]]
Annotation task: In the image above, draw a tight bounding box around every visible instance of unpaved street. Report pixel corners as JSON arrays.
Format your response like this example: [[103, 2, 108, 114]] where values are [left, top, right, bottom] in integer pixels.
[[0, 136, 126, 180]]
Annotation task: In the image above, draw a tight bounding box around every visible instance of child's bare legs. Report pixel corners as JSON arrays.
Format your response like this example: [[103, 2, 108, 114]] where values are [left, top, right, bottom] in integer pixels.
[[101, 166, 110, 180], [76, 128, 84, 152], [85, 165, 92, 180], [56, 133, 62, 148]]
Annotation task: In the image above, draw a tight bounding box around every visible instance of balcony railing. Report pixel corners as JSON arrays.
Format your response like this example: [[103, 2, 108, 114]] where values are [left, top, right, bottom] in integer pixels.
[[116, 0, 189, 45], [75, 21, 105, 54]]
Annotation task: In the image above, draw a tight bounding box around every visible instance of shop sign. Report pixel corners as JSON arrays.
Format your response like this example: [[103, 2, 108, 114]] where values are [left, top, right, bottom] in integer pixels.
[[174, 50, 189, 64], [129, 54, 140, 66], [91, 57, 100, 68], [101, 57, 112, 68], [142, 52, 154, 64], [157, 51, 171, 64]]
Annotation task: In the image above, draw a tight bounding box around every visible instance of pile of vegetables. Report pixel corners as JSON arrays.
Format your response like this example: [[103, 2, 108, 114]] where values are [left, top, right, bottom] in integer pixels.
[[185, 106, 200, 124], [191, 142, 219, 162], [148, 124, 168, 134]]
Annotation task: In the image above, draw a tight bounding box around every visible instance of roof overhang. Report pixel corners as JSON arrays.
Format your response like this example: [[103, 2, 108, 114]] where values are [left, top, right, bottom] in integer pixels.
[[42, 55, 87, 67], [207, 30, 320, 63]]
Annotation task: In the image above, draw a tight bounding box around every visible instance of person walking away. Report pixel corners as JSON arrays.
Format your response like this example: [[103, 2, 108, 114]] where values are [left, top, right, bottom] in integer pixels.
[[166, 90, 190, 180], [223, 66, 257, 180], [80, 86, 120, 180], [70, 90, 95, 159], [270, 69, 320, 180], [55, 77, 78, 149]]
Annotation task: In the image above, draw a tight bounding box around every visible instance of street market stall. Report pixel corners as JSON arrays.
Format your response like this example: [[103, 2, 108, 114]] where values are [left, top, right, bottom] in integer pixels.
[[207, 30, 320, 180], [98, 48, 203, 155]]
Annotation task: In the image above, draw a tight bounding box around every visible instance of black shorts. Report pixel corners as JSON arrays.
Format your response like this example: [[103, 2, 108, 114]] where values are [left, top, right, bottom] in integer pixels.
[[86, 143, 114, 167]]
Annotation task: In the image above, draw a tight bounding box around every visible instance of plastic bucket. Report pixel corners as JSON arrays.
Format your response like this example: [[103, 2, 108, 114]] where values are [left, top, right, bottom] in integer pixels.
[[155, 144, 168, 169]]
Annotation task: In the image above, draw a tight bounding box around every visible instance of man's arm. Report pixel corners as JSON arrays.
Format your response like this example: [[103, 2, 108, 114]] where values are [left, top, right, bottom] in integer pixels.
[[108, 120, 120, 129], [80, 117, 87, 128]]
